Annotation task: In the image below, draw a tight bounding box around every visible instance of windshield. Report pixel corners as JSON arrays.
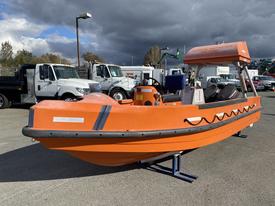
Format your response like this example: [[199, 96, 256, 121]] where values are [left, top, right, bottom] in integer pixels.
[[220, 74, 235, 79], [211, 78, 222, 83], [109, 66, 123, 77], [53, 66, 79, 79]]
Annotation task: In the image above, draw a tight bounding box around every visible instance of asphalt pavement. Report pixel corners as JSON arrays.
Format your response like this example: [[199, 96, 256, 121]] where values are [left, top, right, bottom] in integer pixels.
[[0, 92, 274, 206]]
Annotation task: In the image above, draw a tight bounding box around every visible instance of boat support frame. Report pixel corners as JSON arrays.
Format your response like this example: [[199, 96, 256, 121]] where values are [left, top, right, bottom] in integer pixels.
[[233, 131, 248, 138], [140, 151, 198, 183]]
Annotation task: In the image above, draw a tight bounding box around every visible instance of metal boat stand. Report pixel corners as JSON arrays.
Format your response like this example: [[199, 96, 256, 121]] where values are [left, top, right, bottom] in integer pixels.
[[139, 151, 198, 183], [233, 131, 247, 138]]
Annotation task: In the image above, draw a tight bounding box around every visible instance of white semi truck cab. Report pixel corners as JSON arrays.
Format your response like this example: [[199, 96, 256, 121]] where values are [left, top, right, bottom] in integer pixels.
[[0, 63, 100, 108], [88, 63, 136, 100], [35, 63, 100, 101]]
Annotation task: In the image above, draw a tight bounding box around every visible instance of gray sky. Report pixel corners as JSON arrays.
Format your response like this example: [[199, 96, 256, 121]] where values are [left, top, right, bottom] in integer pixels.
[[1, 0, 275, 64]]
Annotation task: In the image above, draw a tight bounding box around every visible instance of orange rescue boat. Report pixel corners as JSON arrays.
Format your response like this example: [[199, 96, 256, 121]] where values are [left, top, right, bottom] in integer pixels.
[[22, 41, 261, 166]]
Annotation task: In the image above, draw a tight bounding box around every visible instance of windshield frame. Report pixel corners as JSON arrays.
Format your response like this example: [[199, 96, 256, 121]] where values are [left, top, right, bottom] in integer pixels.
[[53, 66, 80, 79]]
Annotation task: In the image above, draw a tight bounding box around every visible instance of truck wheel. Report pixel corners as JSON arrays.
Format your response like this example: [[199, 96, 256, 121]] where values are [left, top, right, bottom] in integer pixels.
[[0, 93, 10, 109], [110, 88, 127, 100], [61, 94, 76, 102]]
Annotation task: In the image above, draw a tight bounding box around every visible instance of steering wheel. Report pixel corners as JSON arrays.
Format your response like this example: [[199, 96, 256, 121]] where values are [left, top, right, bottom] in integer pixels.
[[145, 77, 161, 86]]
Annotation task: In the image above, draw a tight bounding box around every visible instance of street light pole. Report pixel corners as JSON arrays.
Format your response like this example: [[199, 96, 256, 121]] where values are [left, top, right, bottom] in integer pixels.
[[76, 17, 80, 68], [75, 12, 92, 69]]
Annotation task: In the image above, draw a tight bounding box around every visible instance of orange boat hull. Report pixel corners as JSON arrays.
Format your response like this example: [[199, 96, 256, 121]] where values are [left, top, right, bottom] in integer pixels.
[[34, 109, 259, 166], [22, 93, 261, 166]]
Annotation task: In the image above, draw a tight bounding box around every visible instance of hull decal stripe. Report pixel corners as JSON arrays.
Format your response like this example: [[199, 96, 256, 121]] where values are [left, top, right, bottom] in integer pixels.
[[28, 109, 34, 127], [93, 105, 112, 130]]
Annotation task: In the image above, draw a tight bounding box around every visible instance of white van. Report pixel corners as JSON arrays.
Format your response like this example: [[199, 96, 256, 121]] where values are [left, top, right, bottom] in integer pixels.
[[120, 66, 164, 85]]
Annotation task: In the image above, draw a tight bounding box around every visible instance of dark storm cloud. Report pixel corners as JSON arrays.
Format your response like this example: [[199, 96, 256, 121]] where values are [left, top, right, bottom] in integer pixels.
[[47, 40, 76, 58], [6, 0, 275, 64]]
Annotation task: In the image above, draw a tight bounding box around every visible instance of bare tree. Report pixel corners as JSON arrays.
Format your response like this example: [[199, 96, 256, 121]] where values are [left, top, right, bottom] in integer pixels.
[[82, 52, 104, 63], [143, 46, 161, 67], [0, 41, 13, 67]]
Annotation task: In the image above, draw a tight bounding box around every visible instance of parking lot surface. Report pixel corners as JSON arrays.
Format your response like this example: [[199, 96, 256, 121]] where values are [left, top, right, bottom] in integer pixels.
[[0, 92, 274, 206]]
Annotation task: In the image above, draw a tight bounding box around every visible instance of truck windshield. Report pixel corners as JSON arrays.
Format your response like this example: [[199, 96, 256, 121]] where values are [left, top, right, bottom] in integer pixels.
[[109, 66, 123, 77], [53, 66, 79, 79], [220, 74, 235, 79], [211, 78, 222, 83]]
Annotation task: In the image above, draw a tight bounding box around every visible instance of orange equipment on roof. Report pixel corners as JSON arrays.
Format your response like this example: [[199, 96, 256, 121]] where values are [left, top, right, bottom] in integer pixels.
[[184, 41, 251, 65]]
